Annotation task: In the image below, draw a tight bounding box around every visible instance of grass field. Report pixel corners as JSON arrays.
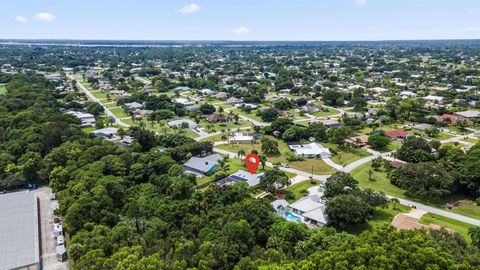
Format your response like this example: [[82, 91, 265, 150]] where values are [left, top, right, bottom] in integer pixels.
[[121, 118, 134, 125], [313, 108, 340, 117], [420, 213, 475, 242], [91, 91, 109, 99], [462, 138, 479, 144], [109, 107, 130, 118], [198, 119, 251, 131], [323, 143, 371, 166], [0, 84, 6, 95], [284, 180, 321, 202], [350, 162, 406, 198], [230, 108, 265, 122]]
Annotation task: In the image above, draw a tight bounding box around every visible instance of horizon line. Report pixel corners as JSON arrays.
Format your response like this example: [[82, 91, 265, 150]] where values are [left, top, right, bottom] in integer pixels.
[[1, 38, 480, 43]]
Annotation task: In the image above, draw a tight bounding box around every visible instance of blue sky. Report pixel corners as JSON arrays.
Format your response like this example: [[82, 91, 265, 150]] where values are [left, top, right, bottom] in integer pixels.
[[1, 0, 479, 41]]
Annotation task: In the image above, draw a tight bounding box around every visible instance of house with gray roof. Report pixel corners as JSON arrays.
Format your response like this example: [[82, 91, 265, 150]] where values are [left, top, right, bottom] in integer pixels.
[[271, 194, 328, 227], [216, 170, 264, 187], [90, 127, 118, 140], [183, 154, 223, 176]]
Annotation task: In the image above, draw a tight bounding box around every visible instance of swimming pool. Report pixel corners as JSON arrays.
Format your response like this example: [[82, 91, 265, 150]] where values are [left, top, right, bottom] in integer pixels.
[[284, 211, 301, 222]]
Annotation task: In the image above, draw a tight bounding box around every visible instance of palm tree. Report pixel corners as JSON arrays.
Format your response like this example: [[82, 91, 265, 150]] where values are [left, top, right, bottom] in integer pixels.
[[237, 149, 246, 165], [260, 155, 267, 170]]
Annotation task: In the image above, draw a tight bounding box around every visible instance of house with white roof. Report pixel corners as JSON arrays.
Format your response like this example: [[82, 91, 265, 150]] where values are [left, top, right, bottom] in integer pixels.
[[424, 95, 444, 102], [199, 88, 214, 95], [123, 102, 143, 110], [229, 133, 254, 144], [371, 87, 389, 94], [168, 119, 198, 129], [399, 91, 417, 98], [289, 143, 331, 158], [66, 111, 96, 127], [174, 98, 194, 107], [455, 110, 480, 119]]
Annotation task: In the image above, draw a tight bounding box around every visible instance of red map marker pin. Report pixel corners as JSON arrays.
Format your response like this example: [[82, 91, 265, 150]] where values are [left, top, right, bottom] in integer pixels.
[[244, 153, 260, 174]]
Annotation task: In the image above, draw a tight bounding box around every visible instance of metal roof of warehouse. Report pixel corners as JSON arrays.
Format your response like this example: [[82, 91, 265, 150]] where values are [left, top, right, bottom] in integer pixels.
[[0, 191, 40, 270]]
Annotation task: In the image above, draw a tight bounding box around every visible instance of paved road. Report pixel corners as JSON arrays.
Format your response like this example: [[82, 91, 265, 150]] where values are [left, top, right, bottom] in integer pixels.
[[389, 196, 480, 226], [35, 187, 68, 270], [322, 157, 344, 170], [69, 75, 130, 128]]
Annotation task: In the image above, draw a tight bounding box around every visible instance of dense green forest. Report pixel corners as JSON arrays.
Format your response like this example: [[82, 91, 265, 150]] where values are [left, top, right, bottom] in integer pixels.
[[2, 74, 480, 269]]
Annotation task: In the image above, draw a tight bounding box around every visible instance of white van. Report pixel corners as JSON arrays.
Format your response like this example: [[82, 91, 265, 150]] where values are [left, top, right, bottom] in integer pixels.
[[54, 224, 63, 238], [57, 235, 65, 246]]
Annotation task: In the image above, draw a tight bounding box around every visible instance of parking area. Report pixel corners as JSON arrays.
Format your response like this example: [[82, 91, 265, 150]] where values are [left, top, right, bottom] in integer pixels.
[[35, 187, 69, 270]]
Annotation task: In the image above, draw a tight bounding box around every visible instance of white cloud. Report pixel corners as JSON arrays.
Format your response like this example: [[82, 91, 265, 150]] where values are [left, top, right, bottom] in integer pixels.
[[33, 12, 57, 22], [14, 16, 27, 24], [461, 26, 479, 32], [355, 0, 366, 6], [178, 3, 200, 14], [234, 26, 250, 34]]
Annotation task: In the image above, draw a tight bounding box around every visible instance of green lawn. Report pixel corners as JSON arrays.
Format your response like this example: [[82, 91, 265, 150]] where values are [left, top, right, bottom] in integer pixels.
[[105, 103, 119, 108], [420, 213, 475, 242], [122, 118, 134, 125], [230, 108, 265, 122], [82, 126, 97, 133], [313, 108, 340, 117], [198, 119, 251, 132], [0, 84, 6, 95], [350, 162, 406, 198], [91, 91, 109, 99], [284, 180, 321, 202], [435, 132, 455, 140], [378, 140, 402, 152], [462, 138, 479, 144], [109, 107, 130, 118], [323, 143, 371, 166], [368, 203, 411, 228]]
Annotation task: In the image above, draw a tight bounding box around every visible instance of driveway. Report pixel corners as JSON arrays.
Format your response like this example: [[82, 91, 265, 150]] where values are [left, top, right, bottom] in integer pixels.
[[34, 187, 68, 270]]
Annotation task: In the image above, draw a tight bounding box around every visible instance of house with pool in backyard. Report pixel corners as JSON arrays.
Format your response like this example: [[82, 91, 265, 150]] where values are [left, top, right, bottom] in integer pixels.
[[271, 194, 329, 227]]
